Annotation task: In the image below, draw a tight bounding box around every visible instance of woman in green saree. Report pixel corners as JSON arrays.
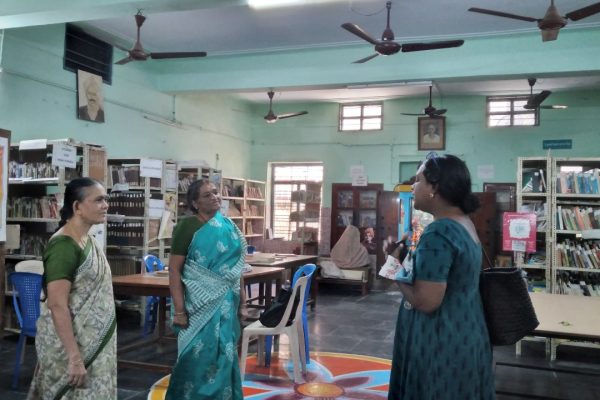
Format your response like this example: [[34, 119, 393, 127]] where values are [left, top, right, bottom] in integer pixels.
[[166, 178, 246, 400], [27, 177, 115, 400]]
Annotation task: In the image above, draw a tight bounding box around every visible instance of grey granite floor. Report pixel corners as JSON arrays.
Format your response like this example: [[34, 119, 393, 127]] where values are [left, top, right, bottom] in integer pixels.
[[1, 286, 599, 399]]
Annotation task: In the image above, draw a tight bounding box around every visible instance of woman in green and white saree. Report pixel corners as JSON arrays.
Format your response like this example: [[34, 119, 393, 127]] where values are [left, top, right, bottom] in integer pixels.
[[166, 179, 247, 400], [28, 178, 116, 400]]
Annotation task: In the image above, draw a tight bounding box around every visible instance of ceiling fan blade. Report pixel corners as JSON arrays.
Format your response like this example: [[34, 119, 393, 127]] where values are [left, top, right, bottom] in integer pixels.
[[150, 52, 207, 60], [566, 1, 600, 21], [341, 23, 380, 45], [430, 109, 447, 116], [401, 112, 426, 116], [468, 7, 538, 22], [539, 105, 568, 109], [277, 111, 308, 120], [401, 40, 464, 52], [115, 56, 133, 65], [353, 53, 379, 64], [529, 90, 552, 107]]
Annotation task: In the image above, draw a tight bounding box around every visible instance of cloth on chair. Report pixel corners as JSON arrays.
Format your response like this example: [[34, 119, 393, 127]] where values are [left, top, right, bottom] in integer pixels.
[[330, 225, 370, 269]]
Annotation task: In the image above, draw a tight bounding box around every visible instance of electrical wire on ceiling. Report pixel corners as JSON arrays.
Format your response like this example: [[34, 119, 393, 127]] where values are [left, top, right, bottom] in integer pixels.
[[0, 29, 4, 72], [348, 0, 388, 16]]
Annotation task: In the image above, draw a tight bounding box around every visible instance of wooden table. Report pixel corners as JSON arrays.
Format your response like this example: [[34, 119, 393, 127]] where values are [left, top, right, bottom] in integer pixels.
[[247, 254, 319, 307], [111, 266, 285, 372], [530, 292, 600, 342], [497, 293, 600, 379]]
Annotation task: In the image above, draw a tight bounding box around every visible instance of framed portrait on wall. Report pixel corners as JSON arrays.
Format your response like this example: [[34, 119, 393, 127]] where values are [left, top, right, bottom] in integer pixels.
[[417, 116, 445, 151], [77, 70, 105, 123], [0, 129, 10, 241]]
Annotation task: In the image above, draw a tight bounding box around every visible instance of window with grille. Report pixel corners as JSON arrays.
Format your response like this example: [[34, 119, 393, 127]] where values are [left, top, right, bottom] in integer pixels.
[[271, 163, 323, 241], [487, 96, 538, 127], [339, 103, 383, 131]]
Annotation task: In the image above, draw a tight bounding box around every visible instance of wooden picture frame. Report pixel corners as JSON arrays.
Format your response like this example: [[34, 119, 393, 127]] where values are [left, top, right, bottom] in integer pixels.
[[77, 70, 105, 123], [418, 116, 445, 151]]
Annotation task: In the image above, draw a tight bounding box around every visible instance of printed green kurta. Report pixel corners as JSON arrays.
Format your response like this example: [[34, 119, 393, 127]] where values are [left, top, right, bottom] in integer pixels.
[[165, 212, 246, 400], [389, 219, 495, 400], [28, 236, 116, 400]]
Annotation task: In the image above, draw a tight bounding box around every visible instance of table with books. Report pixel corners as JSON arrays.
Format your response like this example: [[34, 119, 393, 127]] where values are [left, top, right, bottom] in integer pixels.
[[111, 266, 285, 372]]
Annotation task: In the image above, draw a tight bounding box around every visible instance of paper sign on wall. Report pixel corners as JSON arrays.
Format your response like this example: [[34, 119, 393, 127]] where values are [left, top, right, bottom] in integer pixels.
[[502, 212, 537, 253], [352, 175, 368, 186], [148, 199, 165, 218], [350, 165, 365, 178], [140, 158, 163, 178], [51, 143, 77, 168], [477, 165, 495, 180]]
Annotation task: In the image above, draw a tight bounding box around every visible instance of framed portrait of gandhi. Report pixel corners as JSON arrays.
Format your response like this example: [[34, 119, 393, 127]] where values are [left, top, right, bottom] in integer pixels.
[[77, 70, 105, 123], [418, 116, 445, 151]]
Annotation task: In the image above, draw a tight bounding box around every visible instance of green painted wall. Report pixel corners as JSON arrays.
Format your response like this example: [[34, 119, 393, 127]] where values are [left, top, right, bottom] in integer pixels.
[[2, 23, 599, 210], [248, 90, 600, 207], [0, 25, 254, 176]]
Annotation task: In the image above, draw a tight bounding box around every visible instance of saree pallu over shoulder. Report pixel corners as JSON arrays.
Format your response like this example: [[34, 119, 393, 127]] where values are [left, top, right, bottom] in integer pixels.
[[165, 212, 246, 400], [178, 212, 246, 356], [28, 237, 116, 400]]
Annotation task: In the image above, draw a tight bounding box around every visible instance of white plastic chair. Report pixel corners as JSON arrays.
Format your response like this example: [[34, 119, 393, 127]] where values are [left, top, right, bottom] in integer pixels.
[[240, 275, 309, 383]]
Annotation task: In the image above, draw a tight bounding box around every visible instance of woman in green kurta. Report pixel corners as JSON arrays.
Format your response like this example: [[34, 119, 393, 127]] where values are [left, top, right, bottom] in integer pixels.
[[388, 154, 495, 400], [27, 178, 115, 400], [165, 179, 246, 400]]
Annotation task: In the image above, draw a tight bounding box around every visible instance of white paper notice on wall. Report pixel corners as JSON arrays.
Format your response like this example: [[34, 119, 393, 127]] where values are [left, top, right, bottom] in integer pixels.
[[140, 158, 163, 178], [165, 166, 178, 191], [51, 143, 77, 168], [19, 139, 47, 150], [350, 165, 365, 178], [148, 199, 165, 219], [477, 164, 495, 180], [352, 175, 368, 186]]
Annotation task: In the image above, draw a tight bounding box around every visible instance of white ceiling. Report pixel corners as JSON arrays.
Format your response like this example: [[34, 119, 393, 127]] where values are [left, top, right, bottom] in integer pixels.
[[70, 0, 600, 102]]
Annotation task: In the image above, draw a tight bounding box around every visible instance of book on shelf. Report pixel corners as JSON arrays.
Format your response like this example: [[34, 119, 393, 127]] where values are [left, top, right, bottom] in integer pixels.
[[521, 168, 544, 193]]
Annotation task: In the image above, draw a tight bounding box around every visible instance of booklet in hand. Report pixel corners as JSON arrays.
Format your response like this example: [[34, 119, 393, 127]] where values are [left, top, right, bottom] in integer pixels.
[[378, 253, 414, 284]]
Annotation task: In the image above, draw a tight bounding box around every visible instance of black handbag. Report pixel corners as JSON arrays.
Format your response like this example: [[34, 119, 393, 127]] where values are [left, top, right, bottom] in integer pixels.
[[259, 287, 300, 328], [480, 264, 540, 346]]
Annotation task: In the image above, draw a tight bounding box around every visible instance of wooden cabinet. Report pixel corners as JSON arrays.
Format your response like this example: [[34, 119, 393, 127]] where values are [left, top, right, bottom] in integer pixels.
[[330, 183, 383, 250]]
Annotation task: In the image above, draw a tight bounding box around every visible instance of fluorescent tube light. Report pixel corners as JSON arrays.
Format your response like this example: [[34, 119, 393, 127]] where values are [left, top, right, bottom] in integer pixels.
[[347, 81, 432, 89], [248, 0, 342, 9]]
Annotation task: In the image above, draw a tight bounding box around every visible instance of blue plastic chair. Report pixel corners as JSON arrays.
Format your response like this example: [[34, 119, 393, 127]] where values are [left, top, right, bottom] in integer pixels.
[[9, 272, 42, 389], [143, 255, 169, 336], [265, 263, 316, 366]]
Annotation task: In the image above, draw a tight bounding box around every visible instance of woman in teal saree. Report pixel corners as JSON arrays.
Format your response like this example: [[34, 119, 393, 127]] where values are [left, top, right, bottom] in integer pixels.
[[166, 179, 246, 400], [28, 178, 116, 400]]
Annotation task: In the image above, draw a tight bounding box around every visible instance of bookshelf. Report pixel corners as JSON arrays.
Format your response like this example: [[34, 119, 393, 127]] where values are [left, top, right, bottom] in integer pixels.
[[176, 164, 221, 220], [3, 138, 107, 331], [290, 182, 321, 254], [221, 177, 265, 250], [551, 157, 600, 295], [106, 158, 177, 278], [516, 157, 552, 292]]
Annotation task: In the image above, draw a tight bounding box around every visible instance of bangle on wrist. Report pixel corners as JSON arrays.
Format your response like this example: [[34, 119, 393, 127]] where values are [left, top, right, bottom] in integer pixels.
[[69, 358, 84, 365], [174, 311, 187, 316]]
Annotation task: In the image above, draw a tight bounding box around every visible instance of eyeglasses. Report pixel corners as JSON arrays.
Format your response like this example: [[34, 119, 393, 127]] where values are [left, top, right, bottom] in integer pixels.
[[424, 151, 441, 183], [425, 151, 440, 168]]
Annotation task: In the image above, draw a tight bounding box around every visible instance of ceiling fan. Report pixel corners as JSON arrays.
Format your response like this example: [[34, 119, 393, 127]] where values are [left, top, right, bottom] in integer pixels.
[[264, 91, 308, 123], [113, 11, 207, 65], [401, 86, 447, 117], [341, 1, 464, 64], [468, 0, 600, 42], [524, 78, 567, 110]]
